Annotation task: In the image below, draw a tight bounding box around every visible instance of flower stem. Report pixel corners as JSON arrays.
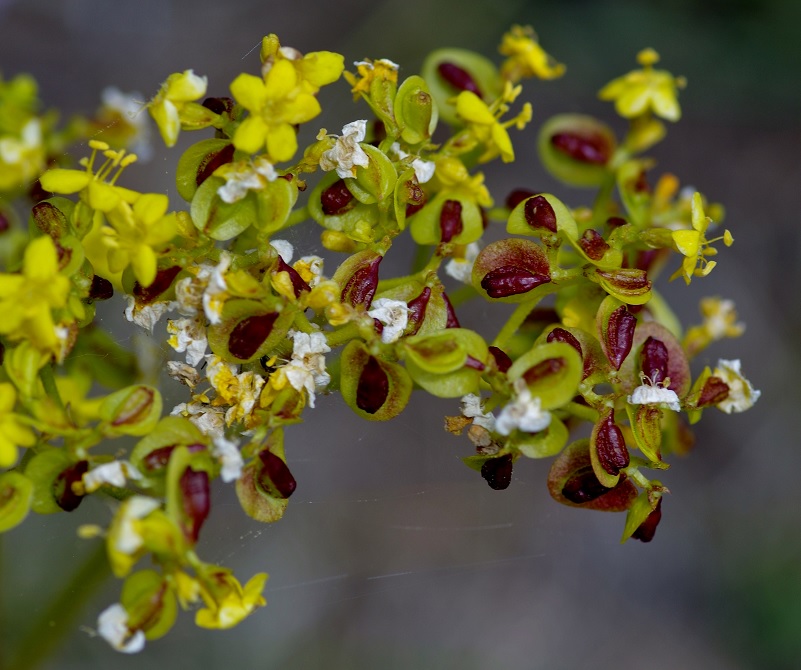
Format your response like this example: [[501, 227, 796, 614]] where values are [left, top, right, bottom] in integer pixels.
[[492, 298, 541, 350], [7, 541, 110, 670]]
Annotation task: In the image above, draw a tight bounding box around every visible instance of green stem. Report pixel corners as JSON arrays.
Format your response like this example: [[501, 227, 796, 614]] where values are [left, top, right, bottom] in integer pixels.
[[281, 205, 310, 230], [491, 298, 541, 350], [591, 171, 616, 229], [7, 541, 110, 670], [325, 322, 361, 349], [39, 365, 64, 412]]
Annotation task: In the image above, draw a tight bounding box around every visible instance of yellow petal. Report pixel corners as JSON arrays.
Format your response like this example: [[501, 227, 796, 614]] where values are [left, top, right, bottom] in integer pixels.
[[266, 123, 298, 163], [132, 246, 157, 287], [263, 59, 298, 99], [455, 92, 494, 125], [233, 116, 268, 155], [39, 169, 91, 194], [24, 235, 59, 280], [298, 51, 344, 88], [87, 180, 123, 212], [230, 73, 268, 112], [0, 383, 17, 413], [134, 193, 169, 227], [672, 230, 701, 257], [165, 70, 207, 102]]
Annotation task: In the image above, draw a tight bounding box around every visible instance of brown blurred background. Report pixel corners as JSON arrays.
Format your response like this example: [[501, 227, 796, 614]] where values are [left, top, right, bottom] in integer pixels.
[[1, 0, 800, 668]]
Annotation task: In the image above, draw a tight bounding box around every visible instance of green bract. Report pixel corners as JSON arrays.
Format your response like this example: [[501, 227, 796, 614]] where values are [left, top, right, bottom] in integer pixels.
[[100, 385, 163, 436], [507, 341, 582, 410]]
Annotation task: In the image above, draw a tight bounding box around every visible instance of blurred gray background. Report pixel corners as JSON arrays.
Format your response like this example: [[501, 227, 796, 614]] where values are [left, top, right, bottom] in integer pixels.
[[1, 0, 799, 668]]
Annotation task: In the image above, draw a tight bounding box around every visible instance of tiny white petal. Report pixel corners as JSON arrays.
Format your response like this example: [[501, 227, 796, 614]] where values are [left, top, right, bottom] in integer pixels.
[[83, 461, 143, 493], [461, 394, 496, 431], [411, 158, 435, 184], [97, 603, 146, 654], [713, 359, 760, 413], [202, 253, 230, 325], [212, 435, 243, 483], [367, 298, 411, 344], [167, 317, 208, 366], [495, 380, 552, 436], [270, 240, 294, 264], [627, 384, 681, 412], [124, 297, 175, 333], [319, 120, 370, 179]]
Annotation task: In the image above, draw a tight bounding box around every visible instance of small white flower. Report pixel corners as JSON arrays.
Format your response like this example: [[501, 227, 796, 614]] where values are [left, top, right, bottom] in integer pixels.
[[82, 461, 143, 494], [217, 156, 278, 204], [212, 435, 243, 483], [389, 142, 435, 184], [97, 603, 146, 654], [166, 361, 201, 387], [167, 317, 208, 366], [702, 298, 745, 340], [461, 394, 496, 431], [283, 330, 331, 408], [0, 118, 42, 167], [270, 239, 294, 264], [354, 58, 399, 70], [368, 298, 411, 344], [113, 495, 160, 555], [124, 297, 176, 333], [319, 120, 370, 179], [627, 380, 682, 412], [171, 401, 226, 440], [712, 359, 760, 413], [495, 379, 552, 436], [206, 355, 265, 425], [445, 242, 481, 284], [202, 253, 231, 325]]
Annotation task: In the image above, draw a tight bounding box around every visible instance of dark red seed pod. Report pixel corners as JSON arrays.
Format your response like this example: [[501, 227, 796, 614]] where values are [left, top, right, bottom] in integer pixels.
[[53, 460, 89, 512], [228, 313, 280, 360], [547, 328, 583, 359], [342, 255, 382, 308], [442, 292, 461, 328], [488, 346, 512, 373], [640, 336, 669, 385], [133, 266, 182, 303], [142, 443, 206, 472], [481, 454, 513, 490], [0, 210, 10, 233], [464, 355, 486, 371], [561, 465, 613, 503], [605, 306, 636, 370], [196, 142, 235, 187], [698, 376, 730, 407], [257, 449, 297, 499], [632, 498, 662, 542], [595, 412, 629, 475], [480, 266, 550, 299], [373, 318, 384, 336], [405, 287, 431, 336], [321, 178, 356, 216], [179, 468, 210, 543], [356, 355, 389, 414], [88, 275, 114, 302], [606, 216, 627, 228], [578, 229, 610, 260], [522, 357, 565, 385], [437, 62, 482, 97], [551, 131, 612, 165], [274, 256, 310, 298], [201, 96, 234, 116], [439, 199, 463, 243], [505, 188, 537, 210], [524, 196, 557, 233]]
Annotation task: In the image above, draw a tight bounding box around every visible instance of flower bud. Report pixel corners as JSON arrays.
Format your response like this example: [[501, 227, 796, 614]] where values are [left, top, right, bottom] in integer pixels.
[[394, 75, 437, 145]]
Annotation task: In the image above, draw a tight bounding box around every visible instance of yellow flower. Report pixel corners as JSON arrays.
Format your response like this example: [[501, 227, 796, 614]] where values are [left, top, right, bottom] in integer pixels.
[[599, 49, 686, 122], [0, 235, 70, 351], [260, 34, 344, 95], [102, 193, 178, 288], [39, 141, 140, 213], [343, 58, 399, 100], [206, 355, 265, 426], [498, 25, 565, 82], [195, 567, 267, 630], [453, 83, 532, 163], [432, 156, 492, 207], [149, 70, 208, 147], [0, 383, 36, 467], [670, 192, 733, 284], [230, 60, 323, 162]]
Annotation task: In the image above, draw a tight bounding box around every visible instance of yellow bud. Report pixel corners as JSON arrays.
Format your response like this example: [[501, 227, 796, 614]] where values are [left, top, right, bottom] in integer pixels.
[[321, 230, 359, 253]]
